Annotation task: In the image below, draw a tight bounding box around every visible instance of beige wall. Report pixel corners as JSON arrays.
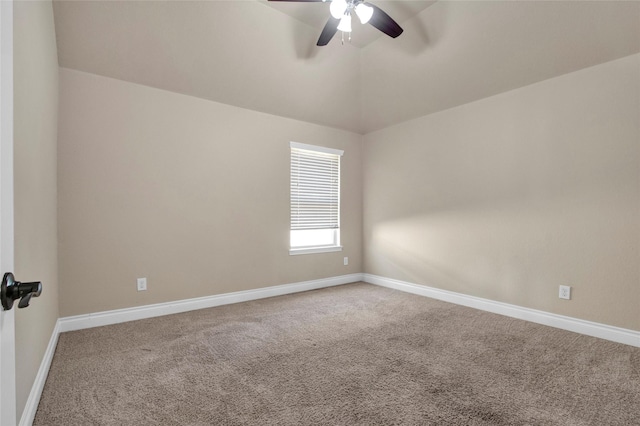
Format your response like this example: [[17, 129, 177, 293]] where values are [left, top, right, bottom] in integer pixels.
[[58, 68, 362, 317], [14, 0, 59, 419], [363, 54, 640, 331]]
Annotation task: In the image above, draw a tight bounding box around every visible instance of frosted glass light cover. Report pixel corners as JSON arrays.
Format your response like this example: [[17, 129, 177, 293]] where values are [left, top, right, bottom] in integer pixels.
[[355, 3, 374, 24], [337, 13, 352, 32], [330, 0, 348, 19]]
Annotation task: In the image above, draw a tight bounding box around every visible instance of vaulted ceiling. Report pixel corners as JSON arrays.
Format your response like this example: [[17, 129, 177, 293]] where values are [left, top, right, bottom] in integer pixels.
[[52, 1, 640, 134]]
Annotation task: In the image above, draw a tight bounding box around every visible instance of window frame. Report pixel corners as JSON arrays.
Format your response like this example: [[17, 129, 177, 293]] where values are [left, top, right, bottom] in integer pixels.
[[289, 141, 344, 256]]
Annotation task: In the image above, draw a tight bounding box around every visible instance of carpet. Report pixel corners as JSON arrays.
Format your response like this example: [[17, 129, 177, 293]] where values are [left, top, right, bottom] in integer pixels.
[[35, 282, 639, 425]]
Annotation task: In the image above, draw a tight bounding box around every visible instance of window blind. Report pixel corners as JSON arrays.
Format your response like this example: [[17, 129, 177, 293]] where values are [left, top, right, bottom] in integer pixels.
[[290, 142, 343, 231]]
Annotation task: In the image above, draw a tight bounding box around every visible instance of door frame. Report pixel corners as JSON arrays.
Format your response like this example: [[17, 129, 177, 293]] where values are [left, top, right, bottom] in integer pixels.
[[0, 0, 16, 424]]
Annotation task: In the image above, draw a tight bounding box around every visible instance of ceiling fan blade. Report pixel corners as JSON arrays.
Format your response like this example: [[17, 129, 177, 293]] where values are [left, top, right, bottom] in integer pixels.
[[367, 3, 403, 38], [317, 16, 340, 46]]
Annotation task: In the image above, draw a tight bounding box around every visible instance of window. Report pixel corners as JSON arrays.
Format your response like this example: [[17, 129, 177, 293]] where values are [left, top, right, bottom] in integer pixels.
[[290, 142, 343, 255]]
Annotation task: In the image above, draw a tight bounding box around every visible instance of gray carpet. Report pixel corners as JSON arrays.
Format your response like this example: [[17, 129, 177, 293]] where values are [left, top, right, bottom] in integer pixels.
[[35, 282, 639, 425]]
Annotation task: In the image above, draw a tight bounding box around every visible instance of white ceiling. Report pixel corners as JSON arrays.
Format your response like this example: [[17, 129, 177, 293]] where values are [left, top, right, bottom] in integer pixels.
[[52, 1, 640, 134], [262, 0, 436, 48], [360, 0, 640, 132]]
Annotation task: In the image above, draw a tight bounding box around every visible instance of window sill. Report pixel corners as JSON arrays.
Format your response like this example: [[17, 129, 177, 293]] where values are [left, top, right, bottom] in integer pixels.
[[289, 246, 343, 256]]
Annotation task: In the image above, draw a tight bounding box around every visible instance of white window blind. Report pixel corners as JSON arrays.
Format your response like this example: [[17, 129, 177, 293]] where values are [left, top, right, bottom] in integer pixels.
[[290, 142, 343, 233]]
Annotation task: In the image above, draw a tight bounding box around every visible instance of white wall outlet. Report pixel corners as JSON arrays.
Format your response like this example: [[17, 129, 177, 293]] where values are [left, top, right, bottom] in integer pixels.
[[559, 285, 571, 300], [344, 257, 349, 266], [137, 277, 147, 291]]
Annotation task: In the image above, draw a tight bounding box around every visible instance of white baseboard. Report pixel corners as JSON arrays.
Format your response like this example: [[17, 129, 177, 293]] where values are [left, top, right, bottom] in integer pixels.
[[363, 273, 640, 348], [19, 319, 60, 426], [59, 273, 363, 333]]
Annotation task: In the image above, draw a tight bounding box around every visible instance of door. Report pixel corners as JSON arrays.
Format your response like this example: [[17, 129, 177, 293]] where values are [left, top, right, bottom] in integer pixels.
[[0, 0, 16, 424]]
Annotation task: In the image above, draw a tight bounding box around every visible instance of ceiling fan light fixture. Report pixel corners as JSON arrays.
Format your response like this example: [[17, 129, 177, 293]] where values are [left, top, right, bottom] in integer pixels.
[[337, 13, 352, 32], [330, 0, 348, 19], [355, 3, 374, 24], [266, 0, 403, 47]]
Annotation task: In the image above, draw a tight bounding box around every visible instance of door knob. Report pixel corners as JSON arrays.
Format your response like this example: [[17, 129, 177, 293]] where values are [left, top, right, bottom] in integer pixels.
[[0, 272, 42, 311]]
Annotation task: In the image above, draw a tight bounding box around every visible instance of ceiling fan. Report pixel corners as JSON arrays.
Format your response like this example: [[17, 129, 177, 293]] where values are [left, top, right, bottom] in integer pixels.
[[268, 0, 404, 46]]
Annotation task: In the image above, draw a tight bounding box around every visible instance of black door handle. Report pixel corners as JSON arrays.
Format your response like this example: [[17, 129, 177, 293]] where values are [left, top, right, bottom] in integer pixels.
[[0, 272, 42, 310]]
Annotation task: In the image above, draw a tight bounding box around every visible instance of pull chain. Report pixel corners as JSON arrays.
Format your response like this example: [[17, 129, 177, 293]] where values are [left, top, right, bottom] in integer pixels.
[[340, 32, 352, 45]]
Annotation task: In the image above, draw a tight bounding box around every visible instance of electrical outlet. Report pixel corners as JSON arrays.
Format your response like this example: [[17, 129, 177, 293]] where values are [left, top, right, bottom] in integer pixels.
[[344, 257, 349, 266], [137, 277, 147, 291], [559, 285, 571, 300]]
